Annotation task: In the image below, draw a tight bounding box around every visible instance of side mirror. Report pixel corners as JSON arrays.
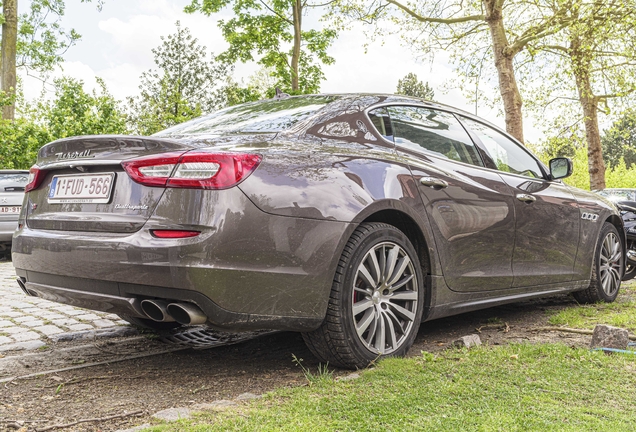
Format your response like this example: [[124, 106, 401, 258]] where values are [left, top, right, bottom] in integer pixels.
[[549, 157, 573, 180]]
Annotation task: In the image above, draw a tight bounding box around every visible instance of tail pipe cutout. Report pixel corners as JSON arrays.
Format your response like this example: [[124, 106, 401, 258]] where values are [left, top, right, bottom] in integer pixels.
[[141, 299, 207, 325]]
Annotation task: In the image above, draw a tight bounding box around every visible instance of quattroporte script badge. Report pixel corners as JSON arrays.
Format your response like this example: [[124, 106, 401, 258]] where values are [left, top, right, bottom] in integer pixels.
[[115, 204, 149, 210]]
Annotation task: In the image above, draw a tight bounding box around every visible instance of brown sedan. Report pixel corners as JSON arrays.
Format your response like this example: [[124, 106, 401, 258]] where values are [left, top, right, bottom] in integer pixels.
[[13, 94, 624, 368]]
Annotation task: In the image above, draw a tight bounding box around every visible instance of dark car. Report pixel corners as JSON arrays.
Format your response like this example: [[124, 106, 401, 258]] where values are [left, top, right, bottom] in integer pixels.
[[13, 94, 624, 368], [594, 188, 636, 280], [0, 170, 29, 257]]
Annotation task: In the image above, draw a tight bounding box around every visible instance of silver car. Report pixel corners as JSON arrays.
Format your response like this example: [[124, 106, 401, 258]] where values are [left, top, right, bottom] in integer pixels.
[[0, 170, 28, 257]]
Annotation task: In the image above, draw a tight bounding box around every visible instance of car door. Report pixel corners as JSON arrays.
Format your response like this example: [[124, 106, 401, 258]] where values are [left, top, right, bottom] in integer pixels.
[[385, 105, 517, 292], [459, 116, 581, 287]]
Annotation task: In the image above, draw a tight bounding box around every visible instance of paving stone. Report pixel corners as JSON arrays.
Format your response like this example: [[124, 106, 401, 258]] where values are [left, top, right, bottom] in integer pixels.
[[23, 320, 46, 328], [93, 319, 116, 328], [0, 340, 46, 352], [75, 313, 101, 321], [33, 311, 66, 320], [51, 318, 79, 326], [67, 323, 94, 331], [0, 336, 13, 344], [55, 308, 85, 316], [115, 424, 151, 432], [0, 311, 23, 318], [152, 407, 192, 421], [2, 327, 29, 335], [34, 325, 64, 336], [14, 315, 39, 323], [193, 400, 237, 411], [0, 320, 13, 328], [11, 331, 41, 342], [236, 392, 262, 401]]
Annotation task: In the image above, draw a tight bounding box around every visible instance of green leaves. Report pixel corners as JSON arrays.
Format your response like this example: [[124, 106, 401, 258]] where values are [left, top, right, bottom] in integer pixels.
[[395, 73, 435, 100], [186, 0, 337, 94], [127, 22, 229, 135]]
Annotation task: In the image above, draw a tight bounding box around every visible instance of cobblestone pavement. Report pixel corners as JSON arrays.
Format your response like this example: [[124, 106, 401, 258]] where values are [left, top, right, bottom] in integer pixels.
[[0, 261, 130, 352]]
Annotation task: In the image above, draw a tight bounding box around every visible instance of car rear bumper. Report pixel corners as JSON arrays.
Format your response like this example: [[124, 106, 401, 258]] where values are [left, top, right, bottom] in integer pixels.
[[12, 193, 350, 331]]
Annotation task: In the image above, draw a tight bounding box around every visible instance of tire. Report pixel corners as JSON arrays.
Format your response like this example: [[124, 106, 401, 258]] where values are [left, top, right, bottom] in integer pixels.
[[623, 264, 636, 281], [118, 314, 183, 331], [302, 222, 425, 369], [573, 222, 623, 303]]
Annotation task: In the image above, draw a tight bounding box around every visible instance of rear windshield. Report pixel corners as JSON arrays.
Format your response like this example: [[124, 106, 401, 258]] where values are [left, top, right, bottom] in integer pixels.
[[0, 173, 28, 192], [154, 96, 338, 137]]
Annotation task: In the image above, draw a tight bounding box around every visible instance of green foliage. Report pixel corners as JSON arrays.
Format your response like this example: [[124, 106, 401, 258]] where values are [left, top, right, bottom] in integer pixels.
[[602, 109, 636, 169], [0, 117, 50, 169], [223, 67, 278, 106], [13, 0, 81, 73], [185, 0, 336, 94], [127, 22, 229, 135], [38, 77, 128, 139], [548, 280, 636, 330], [0, 76, 127, 169], [148, 343, 636, 431], [395, 72, 435, 100]]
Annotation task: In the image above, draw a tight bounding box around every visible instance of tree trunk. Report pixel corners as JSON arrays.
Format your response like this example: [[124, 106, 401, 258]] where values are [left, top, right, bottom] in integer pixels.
[[1, 0, 18, 120], [483, 0, 524, 143], [570, 35, 605, 190], [291, 0, 302, 92]]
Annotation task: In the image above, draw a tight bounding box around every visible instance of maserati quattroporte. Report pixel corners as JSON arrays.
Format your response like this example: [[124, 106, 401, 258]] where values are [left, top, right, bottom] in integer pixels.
[[13, 94, 624, 368]]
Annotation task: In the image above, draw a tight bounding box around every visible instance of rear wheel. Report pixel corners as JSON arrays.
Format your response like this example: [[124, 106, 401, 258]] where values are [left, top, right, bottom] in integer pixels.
[[302, 222, 425, 369], [573, 222, 623, 303], [118, 314, 182, 331]]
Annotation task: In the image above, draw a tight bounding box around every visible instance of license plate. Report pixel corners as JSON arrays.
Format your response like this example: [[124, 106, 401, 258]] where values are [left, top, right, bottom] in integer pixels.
[[48, 173, 115, 204], [0, 206, 20, 214]]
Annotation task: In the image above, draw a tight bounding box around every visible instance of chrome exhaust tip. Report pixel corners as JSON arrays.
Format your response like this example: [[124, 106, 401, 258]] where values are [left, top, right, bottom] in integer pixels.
[[140, 299, 176, 322], [167, 302, 207, 325], [16, 278, 31, 296], [627, 250, 636, 267]]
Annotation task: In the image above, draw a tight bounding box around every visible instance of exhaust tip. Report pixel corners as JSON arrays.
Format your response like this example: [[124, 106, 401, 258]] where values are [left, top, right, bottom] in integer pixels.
[[16, 277, 35, 297], [141, 299, 175, 322], [167, 302, 207, 325]]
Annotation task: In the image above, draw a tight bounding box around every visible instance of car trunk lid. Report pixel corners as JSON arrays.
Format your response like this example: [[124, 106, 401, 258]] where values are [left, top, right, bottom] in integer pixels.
[[25, 136, 200, 233]]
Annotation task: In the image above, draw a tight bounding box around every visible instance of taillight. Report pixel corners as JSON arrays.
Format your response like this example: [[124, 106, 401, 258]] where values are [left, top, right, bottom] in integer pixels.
[[121, 151, 262, 190], [25, 166, 47, 192]]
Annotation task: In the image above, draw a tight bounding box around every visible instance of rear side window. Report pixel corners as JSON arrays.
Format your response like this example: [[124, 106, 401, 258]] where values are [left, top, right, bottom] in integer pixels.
[[387, 106, 483, 166], [0, 173, 28, 192], [368, 107, 393, 140], [460, 117, 543, 179]]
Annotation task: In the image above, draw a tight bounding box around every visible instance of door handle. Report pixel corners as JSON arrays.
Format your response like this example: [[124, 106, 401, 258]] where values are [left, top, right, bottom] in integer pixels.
[[420, 177, 448, 189], [516, 193, 536, 203]]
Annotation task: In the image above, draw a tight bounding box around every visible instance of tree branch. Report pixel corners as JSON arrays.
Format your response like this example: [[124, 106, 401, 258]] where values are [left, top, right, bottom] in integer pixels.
[[385, 0, 485, 24], [257, 0, 293, 25]]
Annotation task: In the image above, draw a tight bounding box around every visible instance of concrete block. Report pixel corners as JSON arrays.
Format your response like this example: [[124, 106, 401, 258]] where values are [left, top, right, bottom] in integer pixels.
[[453, 334, 482, 348], [591, 324, 629, 350]]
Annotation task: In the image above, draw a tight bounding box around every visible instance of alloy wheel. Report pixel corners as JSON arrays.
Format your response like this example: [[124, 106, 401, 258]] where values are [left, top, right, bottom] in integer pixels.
[[600, 232, 622, 296], [352, 241, 418, 355]]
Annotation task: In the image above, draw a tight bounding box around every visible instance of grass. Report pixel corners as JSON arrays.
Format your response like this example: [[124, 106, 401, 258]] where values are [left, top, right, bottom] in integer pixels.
[[145, 343, 636, 432], [548, 280, 636, 331]]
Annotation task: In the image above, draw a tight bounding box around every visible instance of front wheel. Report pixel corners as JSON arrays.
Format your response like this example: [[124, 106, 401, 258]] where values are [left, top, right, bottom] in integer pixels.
[[573, 222, 623, 303], [302, 222, 425, 369]]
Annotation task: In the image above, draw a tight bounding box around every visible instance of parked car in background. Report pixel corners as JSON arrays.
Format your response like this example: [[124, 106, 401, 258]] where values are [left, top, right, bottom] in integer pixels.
[[595, 188, 636, 281], [12, 94, 625, 368], [0, 170, 29, 258]]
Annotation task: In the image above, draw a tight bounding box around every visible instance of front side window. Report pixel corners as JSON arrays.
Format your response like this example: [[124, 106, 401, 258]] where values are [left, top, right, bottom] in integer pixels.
[[387, 106, 483, 166], [461, 117, 544, 179]]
